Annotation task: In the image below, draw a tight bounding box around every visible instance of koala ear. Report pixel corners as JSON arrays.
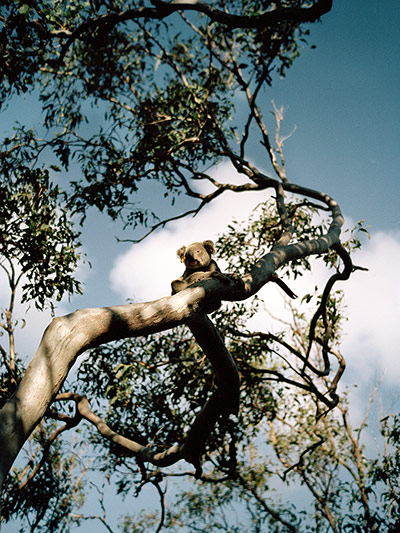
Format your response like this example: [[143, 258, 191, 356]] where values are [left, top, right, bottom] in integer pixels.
[[176, 246, 186, 262], [202, 240, 215, 255]]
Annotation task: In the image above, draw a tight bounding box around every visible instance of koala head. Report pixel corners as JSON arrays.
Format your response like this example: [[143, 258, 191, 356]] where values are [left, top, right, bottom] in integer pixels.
[[176, 240, 215, 269]]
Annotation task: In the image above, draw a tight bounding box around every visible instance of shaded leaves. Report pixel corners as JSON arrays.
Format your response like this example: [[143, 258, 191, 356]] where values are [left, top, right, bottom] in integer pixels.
[[0, 161, 83, 310]]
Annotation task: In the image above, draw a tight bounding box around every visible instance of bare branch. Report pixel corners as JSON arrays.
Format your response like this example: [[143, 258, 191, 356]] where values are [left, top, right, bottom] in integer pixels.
[[152, 479, 166, 533]]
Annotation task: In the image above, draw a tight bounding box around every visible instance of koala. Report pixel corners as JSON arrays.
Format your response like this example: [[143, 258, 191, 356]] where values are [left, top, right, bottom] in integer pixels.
[[170, 240, 296, 309], [171, 240, 230, 295]]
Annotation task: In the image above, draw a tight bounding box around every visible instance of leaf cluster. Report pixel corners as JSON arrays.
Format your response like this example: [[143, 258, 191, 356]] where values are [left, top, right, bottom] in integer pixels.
[[0, 159, 83, 310]]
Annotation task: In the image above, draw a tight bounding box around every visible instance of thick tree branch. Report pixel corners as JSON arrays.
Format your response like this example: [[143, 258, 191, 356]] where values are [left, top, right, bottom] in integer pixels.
[[26, 1, 333, 66], [43, 1, 333, 39], [0, 179, 345, 488], [54, 393, 182, 467]]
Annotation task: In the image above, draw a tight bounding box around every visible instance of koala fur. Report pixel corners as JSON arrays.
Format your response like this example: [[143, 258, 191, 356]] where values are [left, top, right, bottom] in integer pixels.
[[171, 240, 229, 295]]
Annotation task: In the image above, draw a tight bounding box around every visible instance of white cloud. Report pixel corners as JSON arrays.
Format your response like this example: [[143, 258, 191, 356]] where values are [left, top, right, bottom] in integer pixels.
[[340, 230, 400, 386]]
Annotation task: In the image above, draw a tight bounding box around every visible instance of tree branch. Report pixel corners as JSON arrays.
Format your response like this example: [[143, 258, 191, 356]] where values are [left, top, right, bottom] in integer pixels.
[[0, 178, 345, 488], [29, 1, 332, 66]]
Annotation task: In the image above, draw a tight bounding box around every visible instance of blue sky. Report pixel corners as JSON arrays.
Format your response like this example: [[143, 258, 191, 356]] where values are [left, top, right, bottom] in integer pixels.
[[1, 1, 400, 530]]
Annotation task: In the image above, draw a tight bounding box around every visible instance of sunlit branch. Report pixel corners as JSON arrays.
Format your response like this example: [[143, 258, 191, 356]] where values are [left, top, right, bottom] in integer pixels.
[[271, 101, 297, 181], [99, 92, 136, 114], [273, 181, 295, 246]]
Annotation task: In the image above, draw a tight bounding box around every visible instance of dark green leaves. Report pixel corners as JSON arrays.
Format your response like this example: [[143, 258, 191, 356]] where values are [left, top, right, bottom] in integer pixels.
[[0, 162, 83, 310]]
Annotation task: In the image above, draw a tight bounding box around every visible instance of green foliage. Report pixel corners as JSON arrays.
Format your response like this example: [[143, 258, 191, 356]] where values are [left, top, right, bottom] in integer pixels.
[[2, 419, 85, 532], [0, 161, 83, 310], [2, 3, 398, 532], [0, 157, 86, 530], [369, 414, 400, 530]]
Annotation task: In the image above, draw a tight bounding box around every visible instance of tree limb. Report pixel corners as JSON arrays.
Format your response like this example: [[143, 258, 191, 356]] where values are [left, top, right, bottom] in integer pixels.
[[0, 180, 345, 488]]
